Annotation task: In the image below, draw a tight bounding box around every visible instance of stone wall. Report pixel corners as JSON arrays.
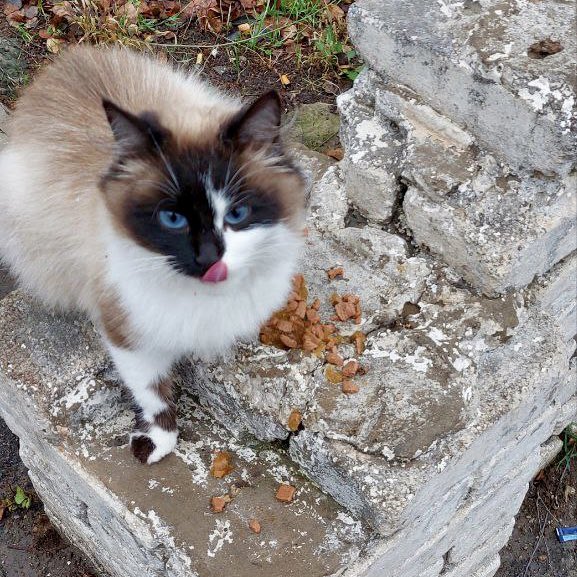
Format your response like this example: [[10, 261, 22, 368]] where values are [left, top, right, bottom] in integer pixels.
[[0, 1, 575, 577]]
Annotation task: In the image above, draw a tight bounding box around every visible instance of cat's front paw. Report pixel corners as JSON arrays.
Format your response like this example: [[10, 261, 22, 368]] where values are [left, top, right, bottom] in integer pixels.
[[130, 426, 178, 465]]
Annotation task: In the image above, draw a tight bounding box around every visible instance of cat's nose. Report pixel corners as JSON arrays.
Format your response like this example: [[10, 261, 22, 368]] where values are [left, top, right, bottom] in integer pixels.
[[195, 240, 223, 268]]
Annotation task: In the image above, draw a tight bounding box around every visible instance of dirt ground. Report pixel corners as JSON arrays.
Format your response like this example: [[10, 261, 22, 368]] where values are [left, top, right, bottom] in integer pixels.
[[495, 454, 577, 577]]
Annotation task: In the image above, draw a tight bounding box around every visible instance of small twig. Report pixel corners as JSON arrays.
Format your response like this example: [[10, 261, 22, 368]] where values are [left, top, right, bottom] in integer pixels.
[[7, 544, 33, 552], [520, 491, 550, 577]]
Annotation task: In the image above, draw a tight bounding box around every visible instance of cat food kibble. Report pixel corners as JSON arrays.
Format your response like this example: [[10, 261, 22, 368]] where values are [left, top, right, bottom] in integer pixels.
[[327, 266, 344, 280], [260, 274, 367, 395], [276, 484, 296, 503], [326, 352, 344, 366], [287, 410, 302, 431], [342, 360, 359, 378], [342, 380, 360, 395], [248, 519, 262, 534], [210, 451, 234, 479], [210, 495, 231, 513]]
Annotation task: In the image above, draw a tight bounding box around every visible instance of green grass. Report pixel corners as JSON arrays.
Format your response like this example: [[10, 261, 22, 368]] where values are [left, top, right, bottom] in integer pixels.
[[558, 423, 577, 472], [221, 0, 361, 78]]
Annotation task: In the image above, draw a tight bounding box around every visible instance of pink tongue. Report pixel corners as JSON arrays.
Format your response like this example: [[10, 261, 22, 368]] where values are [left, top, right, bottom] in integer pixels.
[[201, 261, 228, 283]]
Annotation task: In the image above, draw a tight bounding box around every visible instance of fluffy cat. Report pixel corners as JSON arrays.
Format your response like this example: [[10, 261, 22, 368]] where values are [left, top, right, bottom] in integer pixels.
[[0, 46, 306, 464]]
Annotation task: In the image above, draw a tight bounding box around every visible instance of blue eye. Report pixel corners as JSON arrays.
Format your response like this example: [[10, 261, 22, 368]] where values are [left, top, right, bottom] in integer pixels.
[[158, 210, 188, 230], [224, 205, 251, 226]]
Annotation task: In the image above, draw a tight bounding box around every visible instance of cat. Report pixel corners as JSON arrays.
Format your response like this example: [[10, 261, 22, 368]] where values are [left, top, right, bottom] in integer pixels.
[[0, 45, 306, 465]]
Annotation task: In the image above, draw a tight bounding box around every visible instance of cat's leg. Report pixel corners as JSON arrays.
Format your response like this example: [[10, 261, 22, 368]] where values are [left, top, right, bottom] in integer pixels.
[[107, 344, 179, 464]]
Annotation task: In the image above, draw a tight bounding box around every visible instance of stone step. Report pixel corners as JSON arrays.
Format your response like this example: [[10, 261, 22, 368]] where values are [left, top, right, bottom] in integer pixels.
[[338, 69, 576, 296], [0, 292, 369, 577], [347, 0, 576, 177]]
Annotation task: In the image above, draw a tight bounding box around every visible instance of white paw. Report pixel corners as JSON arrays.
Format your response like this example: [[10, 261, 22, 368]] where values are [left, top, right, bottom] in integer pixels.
[[130, 426, 178, 465]]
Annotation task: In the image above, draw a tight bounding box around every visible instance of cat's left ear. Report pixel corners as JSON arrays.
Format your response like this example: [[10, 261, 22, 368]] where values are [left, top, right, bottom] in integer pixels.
[[222, 91, 282, 148], [103, 99, 167, 157]]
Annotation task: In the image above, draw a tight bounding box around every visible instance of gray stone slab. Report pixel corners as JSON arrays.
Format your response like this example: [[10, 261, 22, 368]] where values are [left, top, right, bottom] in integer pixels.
[[348, 0, 577, 176]]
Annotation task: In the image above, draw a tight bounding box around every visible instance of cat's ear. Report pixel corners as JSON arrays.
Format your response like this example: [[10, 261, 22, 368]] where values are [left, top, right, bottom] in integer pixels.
[[102, 99, 167, 156], [222, 91, 282, 147]]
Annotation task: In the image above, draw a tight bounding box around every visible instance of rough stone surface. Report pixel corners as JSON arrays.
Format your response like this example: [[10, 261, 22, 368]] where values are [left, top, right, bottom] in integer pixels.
[[348, 0, 577, 176], [338, 68, 576, 296], [527, 251, 577, 346], [337, 75, 402, 223], [404, 174, 576, 296]]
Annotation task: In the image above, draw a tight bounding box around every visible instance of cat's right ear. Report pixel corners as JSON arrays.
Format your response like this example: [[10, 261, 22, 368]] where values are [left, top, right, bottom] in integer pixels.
[[102, 99, 167, 157]]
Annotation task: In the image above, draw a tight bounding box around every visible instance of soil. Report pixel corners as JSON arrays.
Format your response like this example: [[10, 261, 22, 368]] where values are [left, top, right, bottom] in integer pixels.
[[495, 455, 577, 577]]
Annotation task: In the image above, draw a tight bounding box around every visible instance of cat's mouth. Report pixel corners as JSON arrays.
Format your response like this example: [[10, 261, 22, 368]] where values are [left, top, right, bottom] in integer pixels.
[[200, 261, 228, 283]]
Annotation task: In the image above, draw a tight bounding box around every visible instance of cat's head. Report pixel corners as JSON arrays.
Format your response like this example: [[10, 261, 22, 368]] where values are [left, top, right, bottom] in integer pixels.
[[99, 91, 305, 285]]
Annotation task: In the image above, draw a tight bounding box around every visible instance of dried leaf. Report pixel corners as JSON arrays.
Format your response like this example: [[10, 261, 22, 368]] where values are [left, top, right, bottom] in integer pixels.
[[46, 38, 64, 53], [210, 451, 234, 479]]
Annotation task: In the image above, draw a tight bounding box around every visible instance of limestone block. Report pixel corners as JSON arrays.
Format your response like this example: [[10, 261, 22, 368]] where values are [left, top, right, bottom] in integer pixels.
[[529, 251, 577, 343], [348, 0, 577, 176], [404, 172, 577, 296], [337, 80, 402, 224], [188, 167, 432, 442], [0, 293, 369, 577], [290, 308, 574, 539]]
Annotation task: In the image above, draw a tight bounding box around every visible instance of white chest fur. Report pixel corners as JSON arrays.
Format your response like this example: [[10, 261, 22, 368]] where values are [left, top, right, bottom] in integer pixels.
[[104, 226, 301, 360]]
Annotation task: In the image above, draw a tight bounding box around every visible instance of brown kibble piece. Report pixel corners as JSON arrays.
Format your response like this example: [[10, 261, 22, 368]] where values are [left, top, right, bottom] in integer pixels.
[[351, 331, 366, 355], [326, 352, 344, 366], [210, 451, 234, 479], [342, 360, 359, 378], [325, 365, 343, 384], [327, 266, 344, 280], [306, 308, 321, 323], [248, 519, 261, 534], [211, 495, 230, 513], [311, 298, 321, 310], [276, 484, 296, 503], [277, 319, 294, 333], [280, 334, 298, 349], [295, 300, 307, 319], [335, 301, 356, 322], [287, 410, 302, 431], [342, 380, 359, 394]]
